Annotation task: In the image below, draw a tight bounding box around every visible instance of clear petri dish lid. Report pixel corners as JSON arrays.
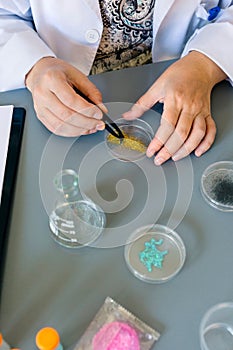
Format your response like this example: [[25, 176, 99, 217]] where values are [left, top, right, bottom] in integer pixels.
[[201, 161, 233, 212], [105, 118, 154, 162], [124, 224, 186, 284]]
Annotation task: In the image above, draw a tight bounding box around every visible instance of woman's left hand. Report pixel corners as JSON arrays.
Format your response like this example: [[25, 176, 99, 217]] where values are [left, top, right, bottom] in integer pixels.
[[123, 51, 227, 165]]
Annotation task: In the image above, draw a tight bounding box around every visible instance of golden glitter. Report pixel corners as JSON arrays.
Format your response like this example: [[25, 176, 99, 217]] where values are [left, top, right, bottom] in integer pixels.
[[107, 132, 147, 153]]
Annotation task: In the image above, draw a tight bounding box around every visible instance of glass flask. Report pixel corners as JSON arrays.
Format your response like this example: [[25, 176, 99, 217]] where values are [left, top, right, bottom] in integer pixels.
[[49, 169, 106, 248]]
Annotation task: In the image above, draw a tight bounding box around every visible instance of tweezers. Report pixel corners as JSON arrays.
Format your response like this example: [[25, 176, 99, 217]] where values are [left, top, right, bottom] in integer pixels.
[[74, 88, 124, 139]]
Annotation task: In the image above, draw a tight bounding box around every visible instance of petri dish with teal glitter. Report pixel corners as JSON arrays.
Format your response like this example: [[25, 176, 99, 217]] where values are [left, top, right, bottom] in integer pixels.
[[201, 161, 233, 212], [124, 224, 186, 284]]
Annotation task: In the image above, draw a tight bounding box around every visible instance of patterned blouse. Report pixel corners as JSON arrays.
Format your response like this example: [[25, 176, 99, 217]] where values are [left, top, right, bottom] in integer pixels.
[[91, 0, 155, 74]]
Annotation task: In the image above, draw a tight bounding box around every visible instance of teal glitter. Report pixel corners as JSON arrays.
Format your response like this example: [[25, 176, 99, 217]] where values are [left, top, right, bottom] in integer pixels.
[[139, 238, 168, 272]]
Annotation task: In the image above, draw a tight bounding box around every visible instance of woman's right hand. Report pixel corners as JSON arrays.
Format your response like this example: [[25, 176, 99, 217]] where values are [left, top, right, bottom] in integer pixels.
[[25, 57, 105, 136]]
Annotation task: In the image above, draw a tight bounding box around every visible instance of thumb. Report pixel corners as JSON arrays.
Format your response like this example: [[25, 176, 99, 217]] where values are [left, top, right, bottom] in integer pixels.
[[122, 102, 148, 120], [122, 85, 161, 120]]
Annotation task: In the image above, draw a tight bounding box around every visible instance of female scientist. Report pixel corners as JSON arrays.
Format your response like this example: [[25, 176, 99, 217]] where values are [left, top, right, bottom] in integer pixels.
[[0, 0, 232, 164]]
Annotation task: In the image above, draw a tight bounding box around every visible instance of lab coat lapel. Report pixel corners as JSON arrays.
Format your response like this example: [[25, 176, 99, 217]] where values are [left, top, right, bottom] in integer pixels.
[[153, 0, 201, 38], [153, 0, 176, 36]]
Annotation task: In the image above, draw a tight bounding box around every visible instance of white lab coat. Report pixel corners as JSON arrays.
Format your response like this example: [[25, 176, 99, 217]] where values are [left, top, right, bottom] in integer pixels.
[[0, 0, 233, 91]]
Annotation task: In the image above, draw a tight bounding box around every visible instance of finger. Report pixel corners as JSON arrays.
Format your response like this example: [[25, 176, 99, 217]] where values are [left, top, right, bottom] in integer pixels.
[[153, 107, 200, 165], [152, 129, 186, 165], [122, 103, 150, 120], [50, 76, 103, 116], [38, 109, 87, 136], [146, 116, 176, 157], [154, 112, 191, 165], [123, 85, 162, 120], [194, 115, 216, 157], [172, 115, 206, 161], [35, 91, 105, 130], [35, 94, 105, 134], [87, 128, 98, 134], [38, 108, 100, 137], [153, 146, 172, 166], [146, 100, 180, 157]]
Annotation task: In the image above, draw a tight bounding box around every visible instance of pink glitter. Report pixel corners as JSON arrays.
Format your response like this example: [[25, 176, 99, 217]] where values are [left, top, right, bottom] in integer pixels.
[[92, 321, 140, 350]]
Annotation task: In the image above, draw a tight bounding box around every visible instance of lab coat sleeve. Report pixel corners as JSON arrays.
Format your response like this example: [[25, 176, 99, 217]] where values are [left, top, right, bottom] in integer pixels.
[[182, 5, 233, 85], [0, 5, 56, 92]]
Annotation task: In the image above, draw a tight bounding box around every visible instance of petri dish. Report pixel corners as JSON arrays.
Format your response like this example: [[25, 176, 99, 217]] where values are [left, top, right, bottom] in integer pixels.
[[200, 302, 233, 350], [105, 118, 154, 162], [201, 161, 233, 212], [124, 224, 186, 283]]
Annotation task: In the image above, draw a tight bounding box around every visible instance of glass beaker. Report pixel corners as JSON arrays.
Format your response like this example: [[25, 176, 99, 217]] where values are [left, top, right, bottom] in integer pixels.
[[200, 302, 233, 350], [49, 169, 106, 248]]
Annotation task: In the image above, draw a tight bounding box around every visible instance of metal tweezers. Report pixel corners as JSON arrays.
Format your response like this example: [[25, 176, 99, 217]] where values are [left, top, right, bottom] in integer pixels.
[[75, 88, 124, 139]]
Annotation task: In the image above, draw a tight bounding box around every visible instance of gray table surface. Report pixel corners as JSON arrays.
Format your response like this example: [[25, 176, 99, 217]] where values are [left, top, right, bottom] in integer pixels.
[[0, 60, 233, 350]]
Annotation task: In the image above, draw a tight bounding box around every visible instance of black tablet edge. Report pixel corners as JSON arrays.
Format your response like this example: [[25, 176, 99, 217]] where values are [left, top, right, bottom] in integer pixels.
[[0, 107, 26, 301]]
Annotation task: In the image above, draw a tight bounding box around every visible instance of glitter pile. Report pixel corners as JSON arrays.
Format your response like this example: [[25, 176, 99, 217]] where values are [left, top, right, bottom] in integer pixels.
[[107, 132, 147, 153], [139, 238, 168, 272], [211, 173, 233, 206], [92, 321, 140, 350]]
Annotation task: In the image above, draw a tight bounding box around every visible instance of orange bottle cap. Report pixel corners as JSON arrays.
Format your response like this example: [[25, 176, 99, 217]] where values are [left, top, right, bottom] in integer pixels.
[[36, 327, 60, 350]]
